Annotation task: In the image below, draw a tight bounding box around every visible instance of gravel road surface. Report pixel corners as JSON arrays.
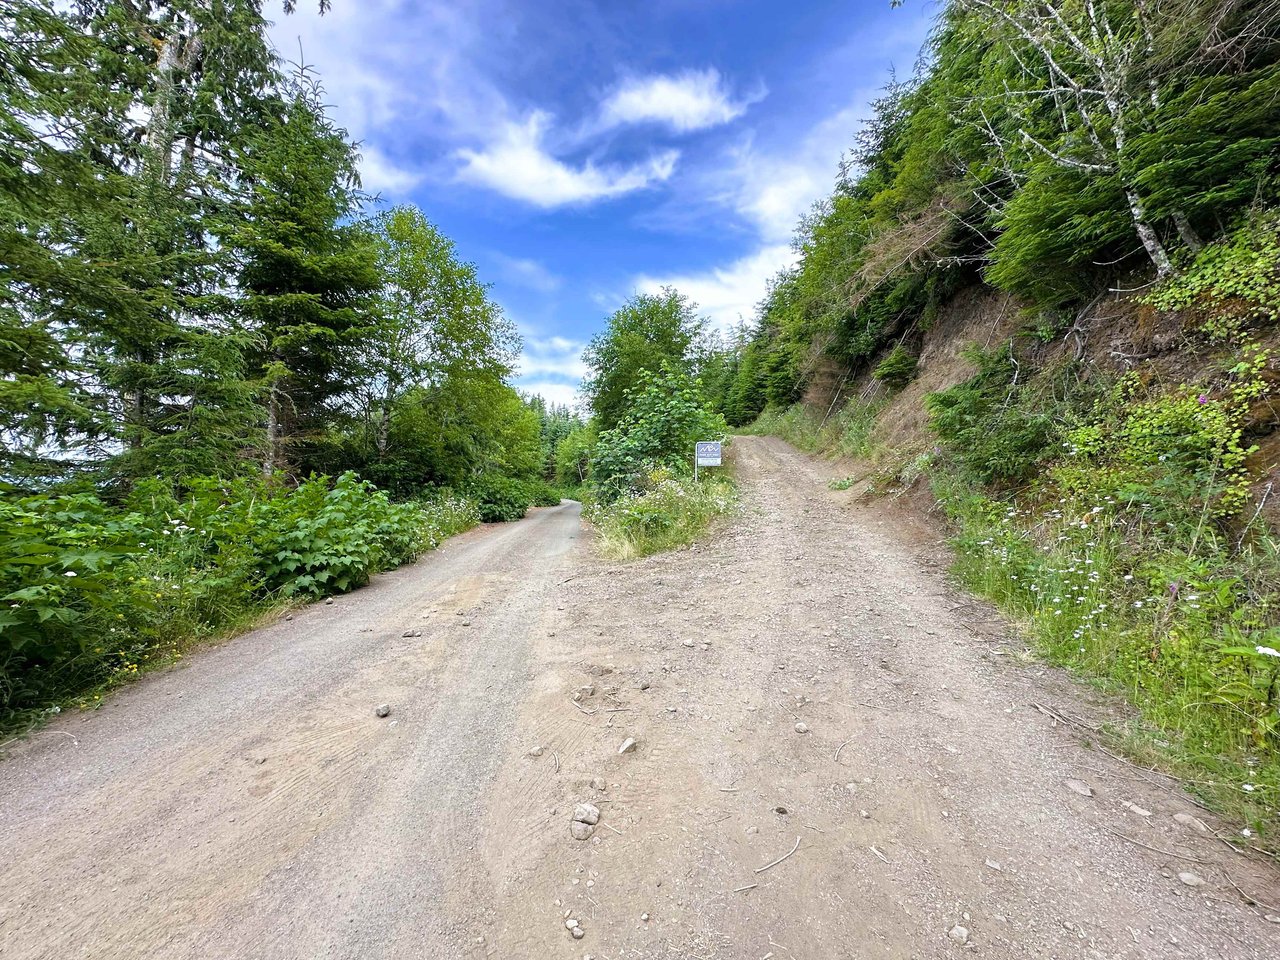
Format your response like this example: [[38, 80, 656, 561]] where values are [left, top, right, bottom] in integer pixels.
[[1, 436, 1277, 959]]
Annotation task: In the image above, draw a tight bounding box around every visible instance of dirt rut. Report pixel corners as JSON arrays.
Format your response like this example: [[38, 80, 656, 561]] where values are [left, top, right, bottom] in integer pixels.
[[1, 436, 1277, 959]]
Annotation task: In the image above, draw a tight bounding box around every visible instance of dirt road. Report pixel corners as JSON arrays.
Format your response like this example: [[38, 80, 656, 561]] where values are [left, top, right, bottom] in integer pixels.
[[1, 436, 1277, 959]]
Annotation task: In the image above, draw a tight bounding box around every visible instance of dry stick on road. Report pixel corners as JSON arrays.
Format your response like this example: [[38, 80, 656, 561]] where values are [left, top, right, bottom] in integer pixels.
[[870, 845, 891, 864], [567, 698, 596, 716], [1107, 830, 1205, 864], [754, 836, 801, 874], [733, 883, 759, 893], [834, 736, 857, 764]]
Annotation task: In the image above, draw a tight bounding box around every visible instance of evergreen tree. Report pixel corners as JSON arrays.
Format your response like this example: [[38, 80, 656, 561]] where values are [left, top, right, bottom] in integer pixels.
[[227, 78, 380, 477]]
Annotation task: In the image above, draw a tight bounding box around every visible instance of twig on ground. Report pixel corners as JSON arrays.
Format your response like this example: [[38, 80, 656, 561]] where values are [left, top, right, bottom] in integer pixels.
[[568, 698, 597, 716], [602, 822, 624, 836], [1226, 875, 1280, 913], [718, 786, 740, 792], [870, 845, 890, 864], [603, 708, 632, 713], [552, 751, 560, 773], [834, 736, 857, 764], [754, 836, 801, 874], [1107, 830, 1205, 864], [733, 883, 758, 893]]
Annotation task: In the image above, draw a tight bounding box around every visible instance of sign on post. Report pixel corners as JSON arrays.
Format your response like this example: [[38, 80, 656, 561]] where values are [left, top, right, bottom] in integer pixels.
[[694, 441, 722, 480]]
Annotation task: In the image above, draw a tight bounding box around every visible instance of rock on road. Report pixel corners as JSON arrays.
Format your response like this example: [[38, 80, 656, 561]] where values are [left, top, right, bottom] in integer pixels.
[[1, 436, 1277, 959]]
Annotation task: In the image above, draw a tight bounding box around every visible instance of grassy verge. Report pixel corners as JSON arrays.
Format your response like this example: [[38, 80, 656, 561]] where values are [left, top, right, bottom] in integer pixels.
[[586, 472, 736, 560], [746, 400, 885, 459], [932, 464, 1280, 839]]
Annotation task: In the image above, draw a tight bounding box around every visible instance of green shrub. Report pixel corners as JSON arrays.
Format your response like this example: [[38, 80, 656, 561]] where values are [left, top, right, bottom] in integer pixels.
[[467, 474, 532, 523], [0, 474, 478, 724], [873, 345, 919, 387], [592, 362, 727, 500], [926, 346, 1064, 486]]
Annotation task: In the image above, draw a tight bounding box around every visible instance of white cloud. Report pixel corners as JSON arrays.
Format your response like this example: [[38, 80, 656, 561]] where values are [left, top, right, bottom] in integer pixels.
[[457, 112, 678, 207], [601, 69, 754, 133], [720, 99, 870, 242], [636, 243, 797, 333], [358, 145, 424, 195], [492, 254, 562, 294], [516, 335, 588, 380], [518, 380, 583, 410]]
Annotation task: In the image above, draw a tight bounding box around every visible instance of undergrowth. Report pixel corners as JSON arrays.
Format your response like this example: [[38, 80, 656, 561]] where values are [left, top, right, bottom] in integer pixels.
[[586, 468, 735, 560], [0, 475, 478, 730], [747, 398, 885, 460]]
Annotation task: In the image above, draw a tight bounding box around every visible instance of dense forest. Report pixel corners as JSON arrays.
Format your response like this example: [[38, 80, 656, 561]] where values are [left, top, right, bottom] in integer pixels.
[[702, 0, 1280, 821], [0, 0, 583, 722]]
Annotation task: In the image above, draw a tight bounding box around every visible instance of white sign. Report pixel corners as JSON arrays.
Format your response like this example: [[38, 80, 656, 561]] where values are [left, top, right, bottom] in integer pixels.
[[695, 441, 722, 467]]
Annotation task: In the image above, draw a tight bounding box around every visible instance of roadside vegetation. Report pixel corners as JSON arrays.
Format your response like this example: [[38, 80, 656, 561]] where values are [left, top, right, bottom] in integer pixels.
[[0, 1, 583, 728], [558, 290, 733, 558], [698, 0, 1280, 835]]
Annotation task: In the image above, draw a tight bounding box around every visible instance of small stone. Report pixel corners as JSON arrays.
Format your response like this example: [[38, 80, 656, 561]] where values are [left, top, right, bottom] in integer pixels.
[[1264, 914, 1280, 924], [565, 919, 579, 930], [461, 620, 472, 627], [1124, 801, 1152, 817], [570, 821, 595, 840], [1064, 778, 1094, 798], [374, 704, 391, 718], [794, 722, 809, 734], [526, 746, 545, 758], [619, 738, 637, 754], [571, 927, 584, 940], [639, 679, 651, 690], [285, 614, 294, 621], [590, 777, 607, 792], [640, 913, 649, 922], [985, 859, 1002, 872], [402, 629, 421, 638], [860, 809, 871, 819], [573, 803, 600, 825], [1177, 871, 1204, 887], [324, 598, 334, 605], [682, 639, 694, 648], [948, 924, 969, 945], [579, 684, 596, 697], [1173, 812, 1208, 834]]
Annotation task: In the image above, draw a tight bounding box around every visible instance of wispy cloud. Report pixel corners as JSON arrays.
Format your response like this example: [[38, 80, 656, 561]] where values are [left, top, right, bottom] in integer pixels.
[[457, 112, 679, 207], [636, 243, 797, 333], [492, 254, 562, 294], [358, 145, 424, 195], [600, 68, 757, 133], [516, 334, 589, 380]]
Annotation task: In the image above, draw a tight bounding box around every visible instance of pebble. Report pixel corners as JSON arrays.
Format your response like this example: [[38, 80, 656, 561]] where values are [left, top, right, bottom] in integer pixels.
[[324, 598, 334, 605], [641, 913, 649, 921], [948, 924, 969, 945], [1124, 801, 1152, 817], [1173, 812, 1208, 833], [565, 919, 579, 930], [570, 821, 595, 841], [1064, 778, 1094, 798], [1177, 871, 1204, 887], [374, 704, 391, 718], [619, 738, 637, 754], [590, 776, 607, 791], [401, 629, 422, 638], [794, 722, 809, 734], [860, 810, 871, 819], [573, 802, 601, 825], [639, 679, 651, 690], [572, 928, 584, 940], [682, 639, 694, 648], [527, 746, 545, 758]]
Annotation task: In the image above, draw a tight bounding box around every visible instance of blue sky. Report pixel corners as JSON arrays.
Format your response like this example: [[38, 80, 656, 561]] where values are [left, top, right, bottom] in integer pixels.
[[268, 1, 936, 408]]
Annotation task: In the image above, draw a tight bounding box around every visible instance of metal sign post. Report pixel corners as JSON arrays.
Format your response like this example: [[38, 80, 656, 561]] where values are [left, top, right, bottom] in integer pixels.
[[694, 441, 722, 481]]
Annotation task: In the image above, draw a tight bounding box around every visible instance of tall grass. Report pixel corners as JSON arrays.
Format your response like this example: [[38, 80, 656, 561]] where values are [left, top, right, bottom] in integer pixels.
[[747, 400, 885, 459], [933, 467, 1280, 833]]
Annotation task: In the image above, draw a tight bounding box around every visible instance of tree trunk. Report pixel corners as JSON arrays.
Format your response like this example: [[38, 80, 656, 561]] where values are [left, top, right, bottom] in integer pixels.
[[264, 385, 280, 477], [1173, 211, 1205, 254], [1126, 187, 1173, 276]]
